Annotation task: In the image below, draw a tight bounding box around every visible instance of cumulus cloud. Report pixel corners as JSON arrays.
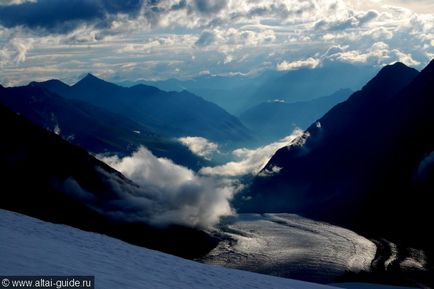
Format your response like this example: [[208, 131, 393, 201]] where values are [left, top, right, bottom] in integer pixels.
[[393, 50, 421, 66], [0, 0, 144, 33], [314, 10, 379, 32], [0, 37, 33, 66], [178, 136, 219, 160], [276, 57, 320, 71], [86, 146, 242, 228], [11, 38, 33, 63], [200, 129, 304, 177], [327, 42, 420, 66]]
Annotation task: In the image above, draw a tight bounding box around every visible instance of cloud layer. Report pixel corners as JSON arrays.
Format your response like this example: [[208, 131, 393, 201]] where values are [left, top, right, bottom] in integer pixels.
[[178, 136, 219, 160], [62, 131, 307, 227], [1, 0, 434, 85], [200, 129, 304, 177], [88, 146, 242, 228]]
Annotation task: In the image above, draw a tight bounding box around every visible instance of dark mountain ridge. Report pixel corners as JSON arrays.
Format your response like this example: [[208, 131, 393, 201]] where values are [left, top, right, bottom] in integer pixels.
[[0, 84, 206, 169], [240, 61, 434, 249], [36, 74, 251, 144]]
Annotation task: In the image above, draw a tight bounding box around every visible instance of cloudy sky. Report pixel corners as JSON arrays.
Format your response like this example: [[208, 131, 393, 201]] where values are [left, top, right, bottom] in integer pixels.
[[1, 0, 433, 86]]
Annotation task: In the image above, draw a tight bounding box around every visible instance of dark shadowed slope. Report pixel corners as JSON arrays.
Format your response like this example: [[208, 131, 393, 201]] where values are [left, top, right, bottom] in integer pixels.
[[239, 61, 434, 248], [38, 74, 251, 144], [0, 83, 206, 169], [0, 99, 218, 258], [240, 89, 352, 143]]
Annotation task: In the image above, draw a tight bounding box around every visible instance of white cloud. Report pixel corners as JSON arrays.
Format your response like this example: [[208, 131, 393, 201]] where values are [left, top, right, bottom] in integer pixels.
[[96, 146, 241, 228], [0, 0, 36, 5], [178, 136, 219, 160], [258, 165, 282, 177], [393, 49, 420, 66], [380, 0, 434, 14], [0, 37, 33, 67], [12, 38, 33, 63], [328, 42, 421, 66], [224, 54, 233, 64], [200, 129, 304, 177], [276, 57, 320, 71]]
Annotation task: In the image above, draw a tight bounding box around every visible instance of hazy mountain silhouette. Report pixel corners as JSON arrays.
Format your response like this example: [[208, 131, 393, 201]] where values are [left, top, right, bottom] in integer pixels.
[[38, 74, 251, 144], [247, 62, 376, 106], [127, 72, 280, 114], [240, 89, 352, 143], [239, 61, 434, 249], [0, 83, 207, 169], [127, 63, 376, 114], [0, 99, 217, 258]]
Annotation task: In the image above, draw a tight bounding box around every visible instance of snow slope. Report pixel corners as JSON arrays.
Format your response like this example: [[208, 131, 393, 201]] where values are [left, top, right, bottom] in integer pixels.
[[0, 209, 339, 289]]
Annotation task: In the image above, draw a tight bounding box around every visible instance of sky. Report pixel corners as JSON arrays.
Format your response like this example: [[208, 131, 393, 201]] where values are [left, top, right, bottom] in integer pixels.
[[0, 0, 433, 86]]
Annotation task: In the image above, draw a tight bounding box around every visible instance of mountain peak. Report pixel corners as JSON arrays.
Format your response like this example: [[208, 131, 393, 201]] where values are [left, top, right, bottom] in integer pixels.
[[73, 73, 115, 89], [85, 73, 97, 78], [420, 58, 434, 75], [361, 62, 419, 96], [81, 73, 100, 82], [377, 62, 417, 77]]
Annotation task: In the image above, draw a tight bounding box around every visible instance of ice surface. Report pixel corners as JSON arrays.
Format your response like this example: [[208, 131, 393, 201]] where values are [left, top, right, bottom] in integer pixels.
[[202, 214, 377, 283]]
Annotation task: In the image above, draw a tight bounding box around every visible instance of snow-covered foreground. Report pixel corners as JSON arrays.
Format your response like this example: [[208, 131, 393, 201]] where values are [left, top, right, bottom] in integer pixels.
[[202, 214, 377, 283], [0, 209, 339, 289]]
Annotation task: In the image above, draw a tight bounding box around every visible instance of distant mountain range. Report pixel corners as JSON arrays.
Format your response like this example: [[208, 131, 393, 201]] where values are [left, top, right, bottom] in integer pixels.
[[240, 89, 352, 143], [128, 62, 376, 114], [119, 72, 274, 114], [0, 99, 217, 258], [35, 74, 251, 145], [239, 60, 434, 250], [248, 62, 377, 107], [0, 83, 206, 169]]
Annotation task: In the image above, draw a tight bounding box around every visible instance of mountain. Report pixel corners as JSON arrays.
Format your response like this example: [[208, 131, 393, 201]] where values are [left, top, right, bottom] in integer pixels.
[[125, 72, 280, 114], [239, 61, 434, 250], [248, 62, 377, 106], [240, 89, 352, 143], [0, 100, 217, 258], [0, 209, 340, 289], [0, 83, 206, 169], [38, 74, 251, 144], [124, 63, 375, 115]]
